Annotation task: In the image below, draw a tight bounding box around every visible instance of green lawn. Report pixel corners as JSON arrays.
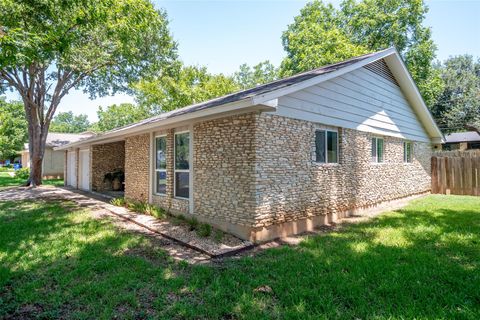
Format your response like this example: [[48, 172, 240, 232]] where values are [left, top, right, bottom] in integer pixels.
[[0, 172, 63, 189], [0, 195, 479, 319]]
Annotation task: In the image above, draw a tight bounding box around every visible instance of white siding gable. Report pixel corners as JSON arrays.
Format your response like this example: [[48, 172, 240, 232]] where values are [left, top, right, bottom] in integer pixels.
[[273, 65, 431, 142]]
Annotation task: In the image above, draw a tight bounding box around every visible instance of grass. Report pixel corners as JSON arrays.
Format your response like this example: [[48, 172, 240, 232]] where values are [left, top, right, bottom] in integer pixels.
[[0, 172, 63, 190], [0, 195, 479, 319]]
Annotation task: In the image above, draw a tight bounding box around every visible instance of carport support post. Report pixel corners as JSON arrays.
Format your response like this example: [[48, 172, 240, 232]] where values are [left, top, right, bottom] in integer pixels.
[[75, 148, 80, 189], [64, 150, 68, 186]]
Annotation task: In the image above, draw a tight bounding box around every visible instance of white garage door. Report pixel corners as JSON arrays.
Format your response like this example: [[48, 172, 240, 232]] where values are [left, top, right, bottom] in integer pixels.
[[79, 149, 90, 191], [67, 151, 77, 187]]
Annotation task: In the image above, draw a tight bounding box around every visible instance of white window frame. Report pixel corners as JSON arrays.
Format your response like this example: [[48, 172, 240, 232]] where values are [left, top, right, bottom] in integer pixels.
[[174, 130, 190, 200], [315, 129, 339, 164], [154, 134, 167, 195], [372, 137, 384, 163], [404, 141, 413, 163]]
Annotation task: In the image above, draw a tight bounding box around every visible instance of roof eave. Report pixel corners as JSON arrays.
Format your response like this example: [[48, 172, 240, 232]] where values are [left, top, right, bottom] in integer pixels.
[[55, 99, 277, 151]]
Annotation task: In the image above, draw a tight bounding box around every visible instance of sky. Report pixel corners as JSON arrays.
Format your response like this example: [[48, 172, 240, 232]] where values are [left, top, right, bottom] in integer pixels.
[[4, 0, 480, 121]]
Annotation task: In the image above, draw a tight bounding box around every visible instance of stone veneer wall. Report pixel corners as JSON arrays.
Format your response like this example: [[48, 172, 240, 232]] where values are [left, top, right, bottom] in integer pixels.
[[253, 113, 432, 228], [193, 113, 257, 227], [91, 141, 125, 191], [125, 134, 150, 202]]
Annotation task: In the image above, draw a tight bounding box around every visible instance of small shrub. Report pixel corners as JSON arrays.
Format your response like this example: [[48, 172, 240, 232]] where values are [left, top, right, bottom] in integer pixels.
[[110, 197, 126, 207], [197, 223, 212, 237], [186, 217, 199, 231], [213, 229, 224, 242], [14, 167, 29, 179], [145, 204, 166, 219]]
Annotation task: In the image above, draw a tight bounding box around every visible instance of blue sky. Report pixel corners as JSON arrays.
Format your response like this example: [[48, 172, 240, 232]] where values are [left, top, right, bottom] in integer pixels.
[[5, 0, 480, 121]]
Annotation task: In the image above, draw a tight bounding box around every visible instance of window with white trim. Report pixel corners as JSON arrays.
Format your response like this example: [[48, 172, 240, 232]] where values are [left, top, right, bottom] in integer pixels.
[[174, 132, 190, 198], [371, 137, 384, 163], [155, 136, 167, 194], [315, 130, 338, 163], [404, 141, 413, 163]]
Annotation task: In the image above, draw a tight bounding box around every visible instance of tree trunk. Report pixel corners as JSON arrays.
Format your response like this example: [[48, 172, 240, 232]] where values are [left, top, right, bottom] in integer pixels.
[[25, 101, 49, 187]]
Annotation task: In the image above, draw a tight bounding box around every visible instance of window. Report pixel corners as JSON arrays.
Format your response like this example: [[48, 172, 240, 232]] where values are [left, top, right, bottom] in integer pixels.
[[155, 136, 167, 194], [174, 132, 190, 198], [371, 137, 384, 163], [315, 130, 338, 163], [404, 141, 413, 163]]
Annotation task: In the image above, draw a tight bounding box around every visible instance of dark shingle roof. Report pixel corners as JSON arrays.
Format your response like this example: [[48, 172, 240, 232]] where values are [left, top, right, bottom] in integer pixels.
[[104, 49, 387, 135], [444, 131, 480, 143]]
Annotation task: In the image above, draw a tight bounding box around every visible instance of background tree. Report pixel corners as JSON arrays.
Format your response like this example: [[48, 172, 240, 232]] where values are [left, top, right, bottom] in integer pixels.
[[0, 98, 27, 161], [431, 55, 480, 133], [94, 103, 151, 132], [234, 61, 279, 90], [50, 111, 90, 133], [280, 0, 442, 107], [134, 64, 238, 113], [0, 0, 177, 185]]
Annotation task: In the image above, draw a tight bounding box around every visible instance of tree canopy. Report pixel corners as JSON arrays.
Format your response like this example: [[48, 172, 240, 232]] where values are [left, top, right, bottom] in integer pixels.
[[93, 103, 151, 132], [233, 61, 279, 90], [0, 0, 177, 185], [133, 64, 239, 113], [280, 0, 442, 107], [431, 55, 480, 133], [50, 111, 90, 133], [0, 98, 27, 160]]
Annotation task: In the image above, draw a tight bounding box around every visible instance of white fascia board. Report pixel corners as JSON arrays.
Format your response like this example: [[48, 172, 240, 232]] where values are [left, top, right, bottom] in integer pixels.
[[383, 53, 444, 142], [252, 48, 397, 106], [55, 99, 276, 151]]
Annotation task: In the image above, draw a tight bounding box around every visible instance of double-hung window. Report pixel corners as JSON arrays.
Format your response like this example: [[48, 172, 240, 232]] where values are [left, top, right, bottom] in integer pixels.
[[371, 137, 384, 163], [404, 141, 413, 163], [155, 136, 167, 194], [174, 132, 190, 198], [315, 130, 338, 163]]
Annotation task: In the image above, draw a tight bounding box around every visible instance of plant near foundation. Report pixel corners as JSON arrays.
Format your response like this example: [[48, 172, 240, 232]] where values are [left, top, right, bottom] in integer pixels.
[[111, 197, 167, 220], [197, 223, 212, 238], [213, 229, 224, 242], [186, 217, 199, 231], [110, 197, 126, 207], [144, 203, 166, 219]]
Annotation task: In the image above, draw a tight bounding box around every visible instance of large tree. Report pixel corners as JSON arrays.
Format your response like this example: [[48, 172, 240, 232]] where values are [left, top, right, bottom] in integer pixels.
[[281, 0, 443, 107], [234, 61, 279, 90], [0, 98, 27, 161], [134, 64, 239, 113], [0, 0, 176, 185], [50, 111, 90, 133], [431, 55, 480, 133], [94, 103, 151, 132]]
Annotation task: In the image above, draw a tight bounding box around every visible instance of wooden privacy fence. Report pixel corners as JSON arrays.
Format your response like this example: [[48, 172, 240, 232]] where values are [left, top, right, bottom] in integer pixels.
[[431, 150, 480, 196]]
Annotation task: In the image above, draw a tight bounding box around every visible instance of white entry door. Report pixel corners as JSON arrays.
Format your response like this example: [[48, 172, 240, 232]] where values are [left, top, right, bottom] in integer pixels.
[[67, 151, 77, 187], [79, 149, 90, 191]]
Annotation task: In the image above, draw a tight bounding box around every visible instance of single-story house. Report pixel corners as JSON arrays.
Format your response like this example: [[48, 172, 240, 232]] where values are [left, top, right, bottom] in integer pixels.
[[57, 48, 444, 242], [22, 132, 94, 179], [443, 131, 480, 151]]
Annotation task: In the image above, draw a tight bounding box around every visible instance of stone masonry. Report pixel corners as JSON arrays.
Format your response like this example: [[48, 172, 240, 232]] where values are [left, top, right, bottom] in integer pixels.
[[91, 141, 125, 191], [191, 112, 432, 240], [119, 111, 432, 241], [253, 113, 431, 228], [193, 114, 257, 227], [125, 134, 150, 202]]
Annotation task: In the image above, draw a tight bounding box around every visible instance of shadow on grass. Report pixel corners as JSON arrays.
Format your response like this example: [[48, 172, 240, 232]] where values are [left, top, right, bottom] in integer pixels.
[[0, 195, 479, 319]]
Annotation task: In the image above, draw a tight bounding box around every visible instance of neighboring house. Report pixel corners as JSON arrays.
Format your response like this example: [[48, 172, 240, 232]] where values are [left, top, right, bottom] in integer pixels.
[[443, 131, 480, 151], [22, 132, 94, 178], [57, 48, 443, 242]]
